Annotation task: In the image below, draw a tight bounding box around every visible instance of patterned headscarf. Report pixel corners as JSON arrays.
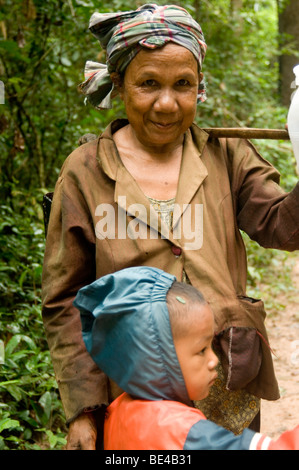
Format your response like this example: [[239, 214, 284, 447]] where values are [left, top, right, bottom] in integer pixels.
[[78, 3, 207, 109]]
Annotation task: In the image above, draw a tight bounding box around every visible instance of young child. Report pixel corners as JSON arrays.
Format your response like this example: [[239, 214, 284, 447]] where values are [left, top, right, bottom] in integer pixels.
[[74, 266, 299, 450]]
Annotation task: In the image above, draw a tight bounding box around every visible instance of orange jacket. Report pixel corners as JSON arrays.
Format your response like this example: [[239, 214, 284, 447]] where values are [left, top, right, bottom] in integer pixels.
[[104, 392, 299, 450]]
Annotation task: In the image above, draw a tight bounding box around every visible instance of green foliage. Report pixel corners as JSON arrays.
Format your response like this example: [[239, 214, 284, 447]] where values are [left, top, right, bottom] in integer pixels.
[[0, 0, 298, 449], [0, 189, 67, 449], [192, 0, 282, 128], [0, 0, 140, 192]]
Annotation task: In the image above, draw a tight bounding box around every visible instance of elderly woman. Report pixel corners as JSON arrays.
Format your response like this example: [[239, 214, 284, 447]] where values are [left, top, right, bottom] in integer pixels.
[[42, 4, 299, 450]]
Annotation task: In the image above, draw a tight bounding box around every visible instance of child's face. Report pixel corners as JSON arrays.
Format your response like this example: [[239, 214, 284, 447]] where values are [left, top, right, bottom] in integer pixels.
[[174, 304, 218, 401]]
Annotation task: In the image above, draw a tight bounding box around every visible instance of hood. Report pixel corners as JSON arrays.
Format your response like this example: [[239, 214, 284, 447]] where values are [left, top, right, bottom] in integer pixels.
[[74, 266, 192, 406]]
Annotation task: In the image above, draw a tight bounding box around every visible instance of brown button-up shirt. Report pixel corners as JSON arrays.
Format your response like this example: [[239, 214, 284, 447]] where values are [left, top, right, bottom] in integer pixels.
[[42, 120, 299, 422]]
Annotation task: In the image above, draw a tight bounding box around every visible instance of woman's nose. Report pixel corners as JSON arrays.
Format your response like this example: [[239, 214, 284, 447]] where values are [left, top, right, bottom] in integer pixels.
[[153, 88, 179, 113]]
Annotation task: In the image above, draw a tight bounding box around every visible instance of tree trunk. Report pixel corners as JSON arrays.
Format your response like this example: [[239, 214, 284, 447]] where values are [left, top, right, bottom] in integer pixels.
[[278, 0, 299, 106], [230, 0, 243, 14]]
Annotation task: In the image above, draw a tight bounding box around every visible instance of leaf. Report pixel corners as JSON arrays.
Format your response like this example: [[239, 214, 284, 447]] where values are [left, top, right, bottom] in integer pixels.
[[60, 57, 72, 67], [5, 384, 24, 402], [0, 418, 20, 433], [0, 40, 29, 62], [0, 379, 20, 387], [18, 410, 39, 429], [30, 401, 48, 427], [18, 269, 29, 288], [0, 40, 19, 53], [5, 334, 36, 357], [39, 391, 52, 421], [46, 430, 57, 449]]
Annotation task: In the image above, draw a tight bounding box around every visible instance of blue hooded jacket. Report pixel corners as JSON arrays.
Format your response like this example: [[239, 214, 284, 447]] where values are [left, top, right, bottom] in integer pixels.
[[74, 266, 191, 406], [74, 266, 299, 450]]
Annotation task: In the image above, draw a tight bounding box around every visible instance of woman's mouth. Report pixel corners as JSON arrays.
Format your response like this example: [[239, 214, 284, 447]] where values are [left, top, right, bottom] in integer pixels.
[[152, 121, 177, 129]]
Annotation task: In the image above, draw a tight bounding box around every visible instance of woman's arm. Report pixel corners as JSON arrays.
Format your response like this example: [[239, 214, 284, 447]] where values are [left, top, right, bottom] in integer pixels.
[[42, 147, 109, 425], [228, 138, 299, 251]]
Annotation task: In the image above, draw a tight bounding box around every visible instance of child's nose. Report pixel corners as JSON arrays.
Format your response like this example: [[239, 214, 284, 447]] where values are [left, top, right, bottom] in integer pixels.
[[208, 350, 219, 370]]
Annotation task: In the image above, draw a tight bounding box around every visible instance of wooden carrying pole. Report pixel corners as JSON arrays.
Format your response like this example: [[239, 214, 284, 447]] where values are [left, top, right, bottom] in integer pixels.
[[203, 128, 290, 140], [76, 129, 290, 146]]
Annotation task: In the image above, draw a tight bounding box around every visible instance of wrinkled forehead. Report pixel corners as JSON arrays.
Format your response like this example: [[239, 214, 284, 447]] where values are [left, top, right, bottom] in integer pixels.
[[123, 42, 200, 77]]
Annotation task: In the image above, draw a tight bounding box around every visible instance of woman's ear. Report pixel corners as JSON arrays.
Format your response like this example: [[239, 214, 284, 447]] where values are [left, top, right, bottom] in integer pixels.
[[199, 72, 204, 84], [110, 72, 124, 99]]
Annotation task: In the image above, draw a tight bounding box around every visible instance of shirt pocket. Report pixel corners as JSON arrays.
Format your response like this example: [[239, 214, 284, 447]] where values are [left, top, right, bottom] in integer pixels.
[[214, 296, 268, 391], [214, 325, 262, 391]]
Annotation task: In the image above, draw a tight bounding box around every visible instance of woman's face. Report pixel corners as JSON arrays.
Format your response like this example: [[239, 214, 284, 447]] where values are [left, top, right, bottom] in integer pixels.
[[118, 43, 202, 151]]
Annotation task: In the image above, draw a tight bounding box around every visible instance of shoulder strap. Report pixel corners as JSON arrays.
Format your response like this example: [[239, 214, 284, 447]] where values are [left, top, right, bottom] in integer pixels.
[[42, 133, 98, 237]]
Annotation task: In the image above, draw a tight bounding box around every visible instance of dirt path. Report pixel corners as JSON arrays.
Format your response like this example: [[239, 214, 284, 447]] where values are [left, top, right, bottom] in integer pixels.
[[261, 257, 299, 438]]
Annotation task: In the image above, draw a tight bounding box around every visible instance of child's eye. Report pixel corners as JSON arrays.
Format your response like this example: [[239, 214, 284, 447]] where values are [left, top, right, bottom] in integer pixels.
[[198, 347, 207, 356]]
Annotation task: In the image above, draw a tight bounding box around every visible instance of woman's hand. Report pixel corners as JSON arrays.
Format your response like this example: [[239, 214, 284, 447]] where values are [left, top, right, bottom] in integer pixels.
[[66, 412, 97, 450]]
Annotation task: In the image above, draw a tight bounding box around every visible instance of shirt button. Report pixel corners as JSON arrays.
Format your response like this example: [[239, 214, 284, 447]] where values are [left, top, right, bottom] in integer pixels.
[[171, 245, 182, 257]]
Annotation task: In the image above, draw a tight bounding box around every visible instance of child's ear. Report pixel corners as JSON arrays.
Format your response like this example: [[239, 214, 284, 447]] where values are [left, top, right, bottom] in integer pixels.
[[110, 72, 124, 99]]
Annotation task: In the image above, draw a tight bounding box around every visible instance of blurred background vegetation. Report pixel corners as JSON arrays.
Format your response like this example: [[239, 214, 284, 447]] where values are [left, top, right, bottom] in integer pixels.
[[0, 0, 298, 449]]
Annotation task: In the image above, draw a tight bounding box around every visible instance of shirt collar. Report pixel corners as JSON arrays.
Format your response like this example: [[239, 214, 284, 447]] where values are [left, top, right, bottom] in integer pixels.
[[97, 120, 209, 239]]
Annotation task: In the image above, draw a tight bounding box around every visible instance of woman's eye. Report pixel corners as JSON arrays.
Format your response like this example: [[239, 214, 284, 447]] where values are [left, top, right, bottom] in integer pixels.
[[142, 79, 157, 87], [177, 79, 189, 86]]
